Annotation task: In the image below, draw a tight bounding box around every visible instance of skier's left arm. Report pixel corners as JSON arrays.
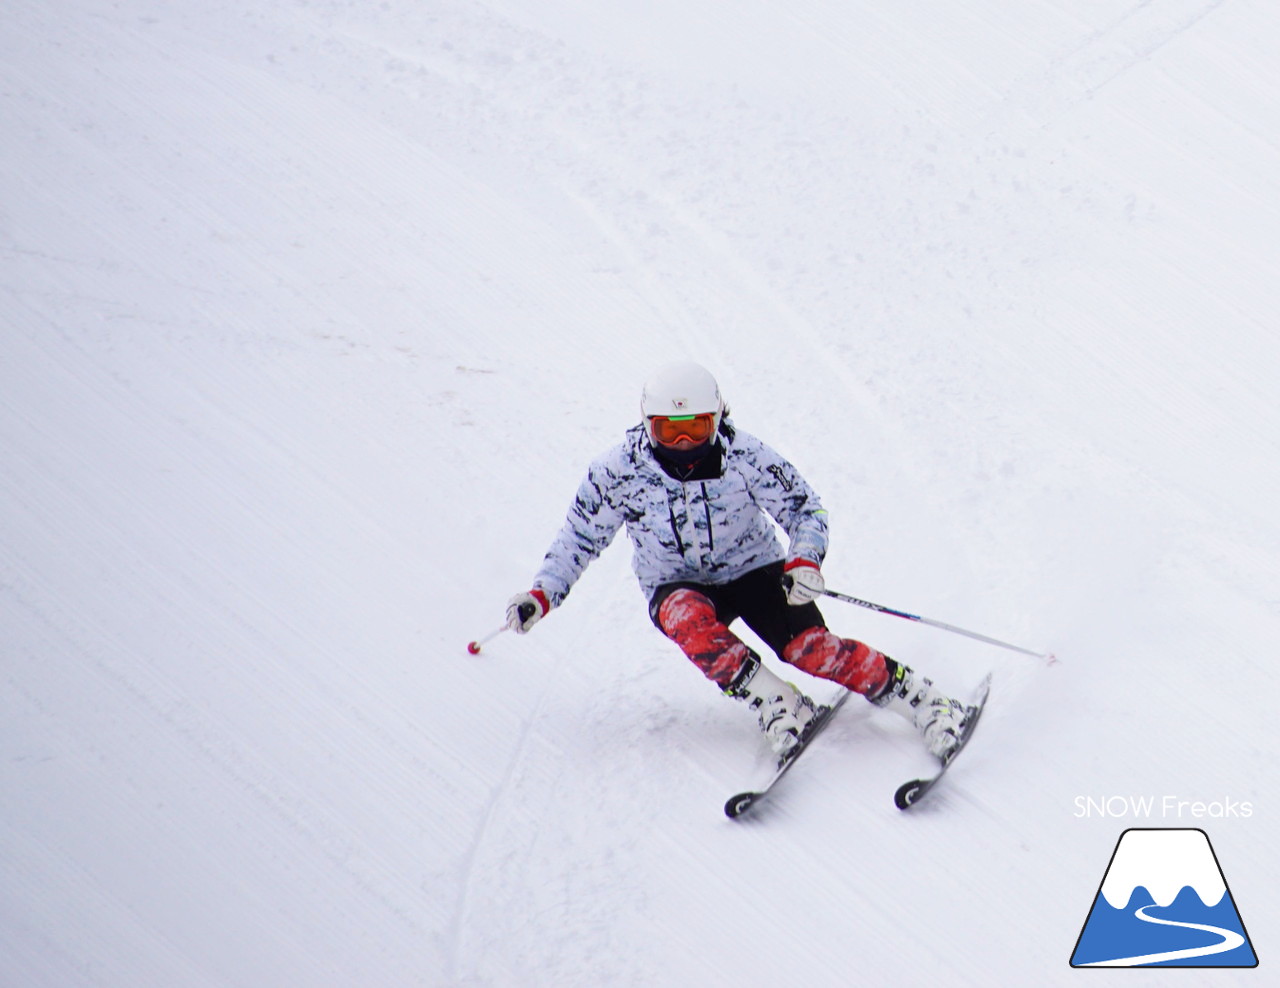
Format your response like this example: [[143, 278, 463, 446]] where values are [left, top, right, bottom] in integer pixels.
[[743, 436, 830, 605]]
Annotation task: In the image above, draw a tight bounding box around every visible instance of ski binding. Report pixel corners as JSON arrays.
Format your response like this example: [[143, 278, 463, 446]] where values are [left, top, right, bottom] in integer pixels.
[[725, 688, 851, 819], [894, 672, 992, 810]]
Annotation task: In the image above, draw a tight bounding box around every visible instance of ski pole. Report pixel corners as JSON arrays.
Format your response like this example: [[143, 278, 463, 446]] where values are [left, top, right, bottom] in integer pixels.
[[466, 624, 508, 655], [820, 588, 1056, 664]]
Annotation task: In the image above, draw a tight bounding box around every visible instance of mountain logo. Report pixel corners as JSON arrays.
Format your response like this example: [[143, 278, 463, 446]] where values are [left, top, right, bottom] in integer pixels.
[[1070, 828, 1258, 968]]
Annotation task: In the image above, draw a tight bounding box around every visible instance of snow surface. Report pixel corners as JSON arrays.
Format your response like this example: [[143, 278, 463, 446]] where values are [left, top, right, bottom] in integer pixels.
[[3, 1, 1278, 985]]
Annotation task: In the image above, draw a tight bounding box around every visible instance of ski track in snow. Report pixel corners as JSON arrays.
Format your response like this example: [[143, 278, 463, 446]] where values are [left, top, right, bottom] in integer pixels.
[[4, 0, 1278, 985]]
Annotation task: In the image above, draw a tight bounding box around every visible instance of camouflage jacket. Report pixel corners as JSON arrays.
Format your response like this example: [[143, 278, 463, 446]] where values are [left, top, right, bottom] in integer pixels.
[[532, 421, 828, 607]]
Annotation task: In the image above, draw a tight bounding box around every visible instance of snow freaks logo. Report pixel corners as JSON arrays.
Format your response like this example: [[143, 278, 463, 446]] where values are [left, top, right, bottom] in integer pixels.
[[1070, 829, 1258, 968], [1073, 794, 1253, 819]]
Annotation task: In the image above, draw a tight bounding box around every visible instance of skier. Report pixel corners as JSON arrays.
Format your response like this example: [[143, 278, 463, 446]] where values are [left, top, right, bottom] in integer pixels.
[[506, 361, 971, 759]]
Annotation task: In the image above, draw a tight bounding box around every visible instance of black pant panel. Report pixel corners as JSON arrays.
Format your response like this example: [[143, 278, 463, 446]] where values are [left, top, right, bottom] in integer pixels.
[[649, 561, 826, 659]]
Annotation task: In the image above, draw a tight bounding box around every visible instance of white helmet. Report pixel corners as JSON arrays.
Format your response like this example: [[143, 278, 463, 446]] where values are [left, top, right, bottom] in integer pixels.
[[641, 361, 724, 448]]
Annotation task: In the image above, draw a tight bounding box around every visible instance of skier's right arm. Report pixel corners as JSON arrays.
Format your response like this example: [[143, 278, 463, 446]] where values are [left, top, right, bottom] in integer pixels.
[[507, 459, 626, 634]]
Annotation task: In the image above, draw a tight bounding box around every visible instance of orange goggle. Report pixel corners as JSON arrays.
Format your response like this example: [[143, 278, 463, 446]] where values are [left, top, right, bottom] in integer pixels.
[[649, 413, 716, 447]]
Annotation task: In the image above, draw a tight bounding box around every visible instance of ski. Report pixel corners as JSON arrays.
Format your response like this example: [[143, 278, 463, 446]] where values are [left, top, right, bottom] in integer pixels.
[[724, 688, 852, 819], [894, 672, 992, 810]]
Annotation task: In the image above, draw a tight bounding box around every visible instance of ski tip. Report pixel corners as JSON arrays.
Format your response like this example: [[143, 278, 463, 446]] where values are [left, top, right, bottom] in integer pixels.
[[725, 793, 756, 819], [895, 780, 924, 810]]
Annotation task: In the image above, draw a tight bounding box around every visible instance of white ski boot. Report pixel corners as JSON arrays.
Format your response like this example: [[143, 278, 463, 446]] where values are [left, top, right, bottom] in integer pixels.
[[873, 663, 970, 761], [725, 653, 816, 756]]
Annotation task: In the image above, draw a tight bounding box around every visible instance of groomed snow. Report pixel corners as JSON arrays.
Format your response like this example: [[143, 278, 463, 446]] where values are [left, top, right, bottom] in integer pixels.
[[3, 1, 1277, 985]]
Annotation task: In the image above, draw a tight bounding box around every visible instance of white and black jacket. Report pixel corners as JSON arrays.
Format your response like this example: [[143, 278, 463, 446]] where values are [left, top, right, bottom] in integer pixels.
[[532, 420, 829, 607]]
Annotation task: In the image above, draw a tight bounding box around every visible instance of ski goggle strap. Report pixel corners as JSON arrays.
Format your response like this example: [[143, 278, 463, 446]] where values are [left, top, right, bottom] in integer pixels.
[[649, 413, 717, 447]]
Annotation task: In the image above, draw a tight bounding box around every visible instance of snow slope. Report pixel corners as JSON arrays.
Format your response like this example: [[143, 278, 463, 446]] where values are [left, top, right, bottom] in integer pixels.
[[3, 1, 1277, 984]]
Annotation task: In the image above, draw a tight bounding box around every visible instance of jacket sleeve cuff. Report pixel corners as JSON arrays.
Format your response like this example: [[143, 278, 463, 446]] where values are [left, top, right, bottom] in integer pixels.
[[529, 588, 552, 615]]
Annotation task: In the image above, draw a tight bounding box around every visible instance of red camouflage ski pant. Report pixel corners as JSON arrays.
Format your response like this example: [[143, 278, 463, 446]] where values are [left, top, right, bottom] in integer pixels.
[[655, 587, 891, 697]]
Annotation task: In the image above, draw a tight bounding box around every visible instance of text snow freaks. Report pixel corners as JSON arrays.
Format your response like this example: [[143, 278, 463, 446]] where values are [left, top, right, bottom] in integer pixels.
[[1074, 796, 1253, 819]]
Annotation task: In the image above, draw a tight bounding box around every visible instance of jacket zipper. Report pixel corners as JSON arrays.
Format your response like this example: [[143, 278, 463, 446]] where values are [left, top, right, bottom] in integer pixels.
[[701, 483, 715, 555], [668, 501, 686, 556]]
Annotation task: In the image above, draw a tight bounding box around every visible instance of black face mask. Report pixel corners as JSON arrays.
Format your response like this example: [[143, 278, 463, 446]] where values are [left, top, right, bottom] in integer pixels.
[[652, 439, 723, 480]]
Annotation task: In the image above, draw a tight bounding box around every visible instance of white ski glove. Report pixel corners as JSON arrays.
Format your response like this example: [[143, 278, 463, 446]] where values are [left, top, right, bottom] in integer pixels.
[[782, 559, 824, 606], [506, 589, 550, 634]]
